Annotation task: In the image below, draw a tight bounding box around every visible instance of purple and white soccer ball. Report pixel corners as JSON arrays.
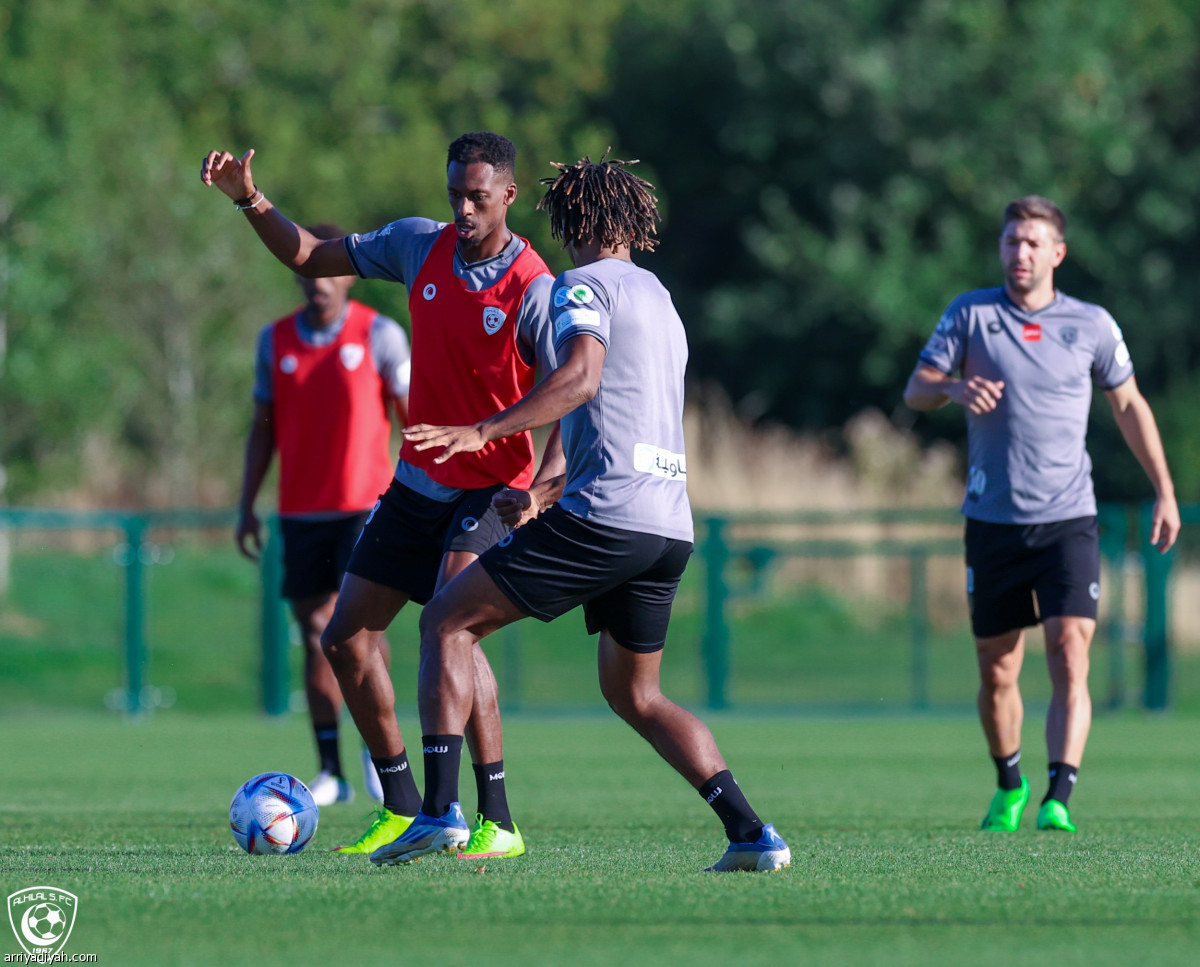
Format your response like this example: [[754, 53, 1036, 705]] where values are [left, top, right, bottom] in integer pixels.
[[229, 772, 319, 854]]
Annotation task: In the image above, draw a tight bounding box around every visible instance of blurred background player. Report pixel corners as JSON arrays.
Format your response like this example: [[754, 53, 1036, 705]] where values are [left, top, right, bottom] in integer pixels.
[[904, 195, 1179, 833], [236, 223, 411, 807], [204, 132, 560, 858], [384, 154, 790, 872]]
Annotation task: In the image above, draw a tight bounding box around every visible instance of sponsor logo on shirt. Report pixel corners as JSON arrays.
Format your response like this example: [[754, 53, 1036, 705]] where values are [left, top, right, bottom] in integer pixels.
[[423, 283, 436, 300], [1115, 341, 1131, 367], [483, 306, 506, 334], [1022, 323, 1041, 342], [987, 321, 1003, 334], [280, 354, 299, 374], [340, 343, 365, 371], [461, 517, 479, 531], [1089, 582, 1100, 600], [554, 283, 595, 308], [555, 307, 601, 338], [633, 443, 687, 481]]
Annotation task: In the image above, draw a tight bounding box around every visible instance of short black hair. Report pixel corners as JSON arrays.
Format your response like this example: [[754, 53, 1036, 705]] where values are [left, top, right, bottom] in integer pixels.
[[537, 153, 660, 251], [447, 132, 516, 178]]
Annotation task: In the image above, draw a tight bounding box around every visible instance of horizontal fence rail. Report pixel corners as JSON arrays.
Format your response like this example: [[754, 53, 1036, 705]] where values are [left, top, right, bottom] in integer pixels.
[[0, 503, 1181, 715]]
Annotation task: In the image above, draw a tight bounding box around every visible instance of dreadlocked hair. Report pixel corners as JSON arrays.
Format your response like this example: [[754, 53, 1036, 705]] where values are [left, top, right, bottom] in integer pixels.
[[537, 153, 660, 251]]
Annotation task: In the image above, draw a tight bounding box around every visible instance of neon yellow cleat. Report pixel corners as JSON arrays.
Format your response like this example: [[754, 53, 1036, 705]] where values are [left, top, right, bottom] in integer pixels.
[[456, 814, 526, 859], [1036, 799, 1077, 832], [980, 777, 1030, 831], [332, 807, 414, 854]]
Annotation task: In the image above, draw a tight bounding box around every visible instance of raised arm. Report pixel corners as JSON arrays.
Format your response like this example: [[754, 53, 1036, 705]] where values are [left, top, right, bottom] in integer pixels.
[[200, 148, 354, 278], [1104, 377, 1180, 553]]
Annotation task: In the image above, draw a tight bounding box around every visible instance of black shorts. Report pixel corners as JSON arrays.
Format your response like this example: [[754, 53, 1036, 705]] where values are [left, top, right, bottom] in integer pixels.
[[345, 478, 508, 604], [965, 515, 1100, 638], [280, 512, 371, 600], [478, 503, 693, 653]]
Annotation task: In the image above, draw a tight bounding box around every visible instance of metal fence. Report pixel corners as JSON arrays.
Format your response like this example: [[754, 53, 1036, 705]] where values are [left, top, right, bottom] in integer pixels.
[[0, 503, 1185, 715]]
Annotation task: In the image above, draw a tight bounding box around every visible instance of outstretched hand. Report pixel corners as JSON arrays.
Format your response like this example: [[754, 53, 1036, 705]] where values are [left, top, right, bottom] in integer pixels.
[[201, 148, 256, 200], [402, 423, 488, 464]]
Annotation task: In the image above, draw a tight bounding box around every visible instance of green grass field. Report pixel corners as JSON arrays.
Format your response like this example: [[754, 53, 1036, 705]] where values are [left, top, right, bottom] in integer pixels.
[[2, 713, 1198, 966]]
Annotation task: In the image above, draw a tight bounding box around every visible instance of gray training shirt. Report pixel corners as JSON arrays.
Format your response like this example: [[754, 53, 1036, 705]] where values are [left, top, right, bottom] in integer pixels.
[[918, 287, 1134, 525], [344, 217, 556, 501], [551, 259, 693, 543]]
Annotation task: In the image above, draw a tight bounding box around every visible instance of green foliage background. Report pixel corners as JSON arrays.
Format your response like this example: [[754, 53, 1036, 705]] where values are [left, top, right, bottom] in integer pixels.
[[3, 0, 1200, 505]]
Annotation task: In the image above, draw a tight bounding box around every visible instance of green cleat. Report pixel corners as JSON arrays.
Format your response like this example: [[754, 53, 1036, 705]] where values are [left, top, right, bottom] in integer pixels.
[[980, 776, 1030, 831], [332, 806, 414, 854], [1036, 799, 1077, 832], [455, 814, 526, 859]]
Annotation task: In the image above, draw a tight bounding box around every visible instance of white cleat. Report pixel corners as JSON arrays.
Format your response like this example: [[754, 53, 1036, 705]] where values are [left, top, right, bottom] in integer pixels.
[[308, 770, 354, 807], [362, 750, 384, 804], [704, 823, 791, 872]]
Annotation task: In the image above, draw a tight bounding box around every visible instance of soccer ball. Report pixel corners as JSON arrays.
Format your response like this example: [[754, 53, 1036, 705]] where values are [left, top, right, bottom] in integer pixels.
[[24, 903, 67, 943], [229, 772, 319, 854]]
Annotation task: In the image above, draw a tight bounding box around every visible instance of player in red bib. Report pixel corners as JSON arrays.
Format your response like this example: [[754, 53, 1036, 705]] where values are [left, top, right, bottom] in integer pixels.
[[204, 133, 561, 859], [237, 223, 411, 809]]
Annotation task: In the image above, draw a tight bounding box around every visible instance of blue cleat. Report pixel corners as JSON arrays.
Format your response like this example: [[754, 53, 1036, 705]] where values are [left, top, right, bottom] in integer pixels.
[[704, 823, 791, 872], [369, 802, 470, 865]]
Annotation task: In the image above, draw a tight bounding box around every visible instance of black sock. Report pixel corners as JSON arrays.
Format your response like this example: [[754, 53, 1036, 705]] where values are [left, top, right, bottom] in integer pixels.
[[371, 751, 422, 816], [992, 750, 1023, 791], [1043, 762, 1078, 806], [699, 770, 764, 843], [473, 761, 514, 832], [421, 735, 464, 817], [314, 724, 342, 776]]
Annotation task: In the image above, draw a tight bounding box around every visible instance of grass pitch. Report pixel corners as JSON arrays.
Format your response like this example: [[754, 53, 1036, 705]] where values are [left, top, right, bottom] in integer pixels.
[[2, 713, 1198, 966]]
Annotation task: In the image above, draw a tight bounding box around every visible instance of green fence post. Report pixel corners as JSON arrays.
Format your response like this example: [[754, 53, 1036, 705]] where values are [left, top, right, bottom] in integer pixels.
[[122, 514, 147, 717], [701, 516, 731, 710], [909, 548, 929, 710], [261, 514, 290, 716], [1140, 504, 1172, 711]]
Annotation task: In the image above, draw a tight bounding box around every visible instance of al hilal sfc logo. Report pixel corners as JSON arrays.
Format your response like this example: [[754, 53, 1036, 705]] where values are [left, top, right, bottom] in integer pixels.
[[8, 887, 78, 959]]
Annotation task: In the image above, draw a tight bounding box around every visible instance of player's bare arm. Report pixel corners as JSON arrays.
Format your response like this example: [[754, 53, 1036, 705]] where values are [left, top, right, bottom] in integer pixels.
[[236, 401, 276, 562], [490, 425, 567, 529], [200, 148, 354, 278], [404, 334, 605, 463], [904, 364, 1005, 415], [1104, 377, 1181, 553]]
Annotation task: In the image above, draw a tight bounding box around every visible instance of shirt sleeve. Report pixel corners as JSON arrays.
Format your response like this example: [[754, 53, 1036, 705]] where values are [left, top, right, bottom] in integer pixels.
[[369, 315, 412, 399], [251, 325, 274, 403], [551, 273, 611, 356], [1091, 309, 1135, 389], [343, 217, 446, 285], [917, 299, 968, 375], [514, 273, 558, 372]]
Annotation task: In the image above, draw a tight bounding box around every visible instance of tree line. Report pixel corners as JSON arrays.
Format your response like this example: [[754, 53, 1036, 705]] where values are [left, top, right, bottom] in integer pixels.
[[3, 0, 1199, 506]]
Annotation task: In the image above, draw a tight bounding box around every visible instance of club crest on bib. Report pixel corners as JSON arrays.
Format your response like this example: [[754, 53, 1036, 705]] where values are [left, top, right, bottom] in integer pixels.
[[280, 354, 299, 375], [483, 306, 506, 335], [340, 343, 365, 371]]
